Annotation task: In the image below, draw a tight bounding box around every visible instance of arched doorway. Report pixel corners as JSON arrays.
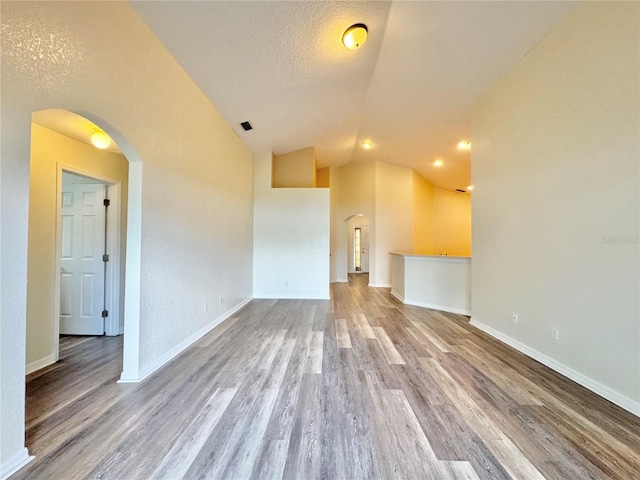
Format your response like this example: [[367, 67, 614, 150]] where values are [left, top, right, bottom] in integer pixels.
[[27, 109, 143, 383]]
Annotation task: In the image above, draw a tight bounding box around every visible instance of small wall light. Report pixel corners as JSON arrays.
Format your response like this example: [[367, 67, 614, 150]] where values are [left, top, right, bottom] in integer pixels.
[[362, 141, 372, 149], [457, 140, 471, 150], [467, 185, 474, 191], [90, 130, 112, 149], [343, 24, 368, 50], [434, 159, 443, 167]]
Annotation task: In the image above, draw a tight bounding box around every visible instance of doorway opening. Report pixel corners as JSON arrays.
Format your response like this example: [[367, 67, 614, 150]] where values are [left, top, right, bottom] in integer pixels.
[[27, 108, 143, 384], [57, 169, 123, 340], [347, 214, 370, 274]]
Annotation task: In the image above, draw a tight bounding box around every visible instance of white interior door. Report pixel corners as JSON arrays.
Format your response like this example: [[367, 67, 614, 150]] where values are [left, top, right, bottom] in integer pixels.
[[60, 183, 106, 335], [361, 226, 370, 273]]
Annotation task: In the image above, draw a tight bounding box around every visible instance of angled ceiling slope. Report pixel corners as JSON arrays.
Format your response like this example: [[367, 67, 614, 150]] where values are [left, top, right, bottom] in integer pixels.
[[131, 1, 576, 191]]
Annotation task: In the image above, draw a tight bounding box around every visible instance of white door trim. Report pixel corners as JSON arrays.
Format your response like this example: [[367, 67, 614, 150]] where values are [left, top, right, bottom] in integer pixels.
[[105, 183, 121, 336], [54, 164, 122, 360]]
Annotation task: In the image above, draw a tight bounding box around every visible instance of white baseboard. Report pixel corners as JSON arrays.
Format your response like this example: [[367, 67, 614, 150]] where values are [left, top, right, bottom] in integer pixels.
[[368, 283, 391, 288], [0, 447, 34, 480], [253, 294, 331, 300], [120, 298, 252, 384], [25, 353, 56, 375], [390, 290, 470, 316], [470, 318, 640, 417], [403, 299, 471, 316], [331, 278, 348, 283], [390, 290, 404, 302]]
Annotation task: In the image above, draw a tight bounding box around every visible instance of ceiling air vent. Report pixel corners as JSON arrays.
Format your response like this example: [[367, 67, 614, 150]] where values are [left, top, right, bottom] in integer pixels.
[[456, 189, 466, 193], [240, 121, 253, 131]]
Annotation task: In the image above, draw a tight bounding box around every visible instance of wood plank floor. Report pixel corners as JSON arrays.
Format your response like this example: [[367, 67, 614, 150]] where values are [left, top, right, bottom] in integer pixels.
[[14, 274, 640, 479]]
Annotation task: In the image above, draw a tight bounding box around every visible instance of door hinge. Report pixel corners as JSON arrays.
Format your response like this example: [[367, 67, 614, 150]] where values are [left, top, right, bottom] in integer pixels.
[[102, 310, 109, 318], [103, 254, 109, 262], [103, 199, 110, 207]]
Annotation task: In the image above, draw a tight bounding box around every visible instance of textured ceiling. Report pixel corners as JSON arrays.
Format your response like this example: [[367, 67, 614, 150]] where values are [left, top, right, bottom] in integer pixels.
[[131, 1, 576, 191]]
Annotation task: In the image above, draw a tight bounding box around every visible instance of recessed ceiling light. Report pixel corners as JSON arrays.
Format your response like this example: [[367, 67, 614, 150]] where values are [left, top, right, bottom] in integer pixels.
[[362, 141, 372, 149], [343, 24, 368, 50], [90, 130, 111, 149], [433, 159, 443, 167], [467, 185, 474, 191], [457, 140, 471, 150]]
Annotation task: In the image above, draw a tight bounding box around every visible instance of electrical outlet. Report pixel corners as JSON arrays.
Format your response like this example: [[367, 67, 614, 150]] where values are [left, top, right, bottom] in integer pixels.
[[203, 302, 209, 313], [552, 328, 559, 341], [428, 287, 433, 294], [512, 313, 518, 324], [219, 296, 223, 305]]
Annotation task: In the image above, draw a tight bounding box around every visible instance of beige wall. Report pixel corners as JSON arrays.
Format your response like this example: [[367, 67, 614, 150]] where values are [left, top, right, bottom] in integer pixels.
[[27, 123, 129, 368], [432, 187, 471, 256], [374, 161, 413, 286], [333, 161, 377, 282], [273, 147, 316, 187], [471, 2, 639, 411], [412, 171, 435, 254], [316, 167, 330, 188]]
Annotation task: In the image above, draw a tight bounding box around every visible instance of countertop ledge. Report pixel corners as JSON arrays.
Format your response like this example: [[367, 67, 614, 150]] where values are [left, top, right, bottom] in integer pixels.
[[389, 252, 471, 260]]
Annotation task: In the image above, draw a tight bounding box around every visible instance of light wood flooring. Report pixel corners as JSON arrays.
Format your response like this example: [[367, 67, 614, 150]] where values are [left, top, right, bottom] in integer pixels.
[[15, 274, 640, 479]]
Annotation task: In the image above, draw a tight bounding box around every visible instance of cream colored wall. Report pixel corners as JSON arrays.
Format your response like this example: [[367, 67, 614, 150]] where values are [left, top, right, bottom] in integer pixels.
[[334, 161, 376, 282], [273, 147, 316, 187], [27, 124, 129, 368], [374, 161, 413, 286], [316, 167, 330, 188], [1, 1, 254, 465], [329, 167, 342, 282], [412, 171, 435, 254], [432, 187, 471, 256], [471, 2, 639, 412]]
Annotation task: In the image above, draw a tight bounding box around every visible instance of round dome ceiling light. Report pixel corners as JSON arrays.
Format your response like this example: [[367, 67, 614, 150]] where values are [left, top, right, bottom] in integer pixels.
[[343, 24, 368, 50], [90, 130, 112, 149]]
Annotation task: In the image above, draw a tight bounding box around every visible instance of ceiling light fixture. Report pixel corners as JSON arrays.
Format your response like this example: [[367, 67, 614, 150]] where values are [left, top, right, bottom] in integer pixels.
[[434, 159, 443, 167], [90, 130, 112, 149], [342, 24, 368, 50], [457, 140, 471, 150], [362, 141, 372, 149]]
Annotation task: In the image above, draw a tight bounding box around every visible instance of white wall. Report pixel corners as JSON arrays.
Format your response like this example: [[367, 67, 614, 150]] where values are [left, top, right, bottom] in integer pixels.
[[391, 254, 471, 316], [0, 1, 254, 472], [471, 2, 639, 413], [253, 152, 330, 299]]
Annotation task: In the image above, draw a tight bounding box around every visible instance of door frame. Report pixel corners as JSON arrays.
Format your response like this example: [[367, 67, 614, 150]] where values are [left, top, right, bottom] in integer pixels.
[[348, 222, 370, 274], [53, 164, 122, 360]]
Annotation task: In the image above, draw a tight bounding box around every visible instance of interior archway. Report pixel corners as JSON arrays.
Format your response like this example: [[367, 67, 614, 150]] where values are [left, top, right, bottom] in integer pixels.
[[29, 108, 143, 383]]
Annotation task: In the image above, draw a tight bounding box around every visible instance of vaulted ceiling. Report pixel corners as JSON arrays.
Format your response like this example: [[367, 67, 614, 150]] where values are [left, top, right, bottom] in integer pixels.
[[131, 1, 576, 191]]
